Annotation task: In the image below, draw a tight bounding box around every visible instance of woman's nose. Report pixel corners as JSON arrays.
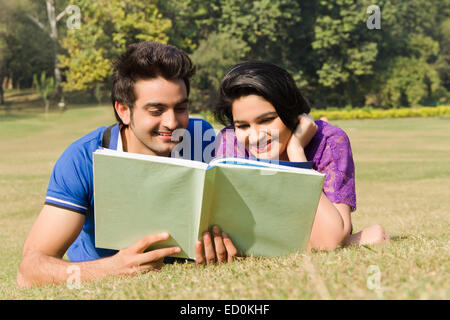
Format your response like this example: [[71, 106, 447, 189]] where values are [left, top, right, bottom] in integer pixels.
[[248, 128, 266, 145]]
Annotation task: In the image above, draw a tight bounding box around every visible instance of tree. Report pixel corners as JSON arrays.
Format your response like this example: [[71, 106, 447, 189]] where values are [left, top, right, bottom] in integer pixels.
[[25, 0, 70, 98], [379, 35, 441, 107], [59, 0, 171, 94], [308, 0, 380, 107], [435, 18, 450, 93], [0, 0, 54, 99], [368, 0, 448, 106], [33, 71, 57, 115], [190, 32, 249, 111], [218, 0, 302, 65], [159, 0, 221, 53]]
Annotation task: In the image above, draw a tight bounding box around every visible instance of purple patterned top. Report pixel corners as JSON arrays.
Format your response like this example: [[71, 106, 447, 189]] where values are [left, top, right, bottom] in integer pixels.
[[214, 120, 357, 211]]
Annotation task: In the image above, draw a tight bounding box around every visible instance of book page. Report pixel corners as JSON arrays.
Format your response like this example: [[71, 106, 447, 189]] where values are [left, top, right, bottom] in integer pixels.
[[94, 151, 206, 259], [209, 157, 320, 175], [204, 165, 324, 257], [96, 148, 208, 170]]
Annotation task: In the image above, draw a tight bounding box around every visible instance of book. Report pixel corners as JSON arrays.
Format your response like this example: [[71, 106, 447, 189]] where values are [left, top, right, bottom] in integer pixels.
[[93, 149, 325, 259]]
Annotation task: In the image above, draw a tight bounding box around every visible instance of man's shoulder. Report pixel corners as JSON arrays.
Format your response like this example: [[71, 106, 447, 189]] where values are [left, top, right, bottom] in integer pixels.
[[58, 125, 112, 163], [187, 117, 214, 131]]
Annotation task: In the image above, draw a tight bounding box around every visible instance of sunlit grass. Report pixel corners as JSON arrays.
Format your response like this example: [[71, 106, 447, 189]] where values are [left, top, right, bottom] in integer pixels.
[[0, 107, 449, 299]]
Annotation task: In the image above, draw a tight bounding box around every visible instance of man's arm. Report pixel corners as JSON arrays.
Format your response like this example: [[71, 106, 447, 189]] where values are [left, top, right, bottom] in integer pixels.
[[17, 205, 180, 287]]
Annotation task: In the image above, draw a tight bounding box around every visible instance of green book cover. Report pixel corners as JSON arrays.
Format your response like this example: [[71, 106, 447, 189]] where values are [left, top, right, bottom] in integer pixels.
[[94, 149, 325, 260]]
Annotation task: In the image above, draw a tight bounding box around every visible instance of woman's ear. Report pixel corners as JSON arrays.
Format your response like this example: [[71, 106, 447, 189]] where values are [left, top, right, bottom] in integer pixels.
[[114, 102, 131, 125]]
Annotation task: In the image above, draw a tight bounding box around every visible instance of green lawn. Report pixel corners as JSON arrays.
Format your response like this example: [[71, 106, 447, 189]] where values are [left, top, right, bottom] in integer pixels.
[[0, 106, 449, 299]]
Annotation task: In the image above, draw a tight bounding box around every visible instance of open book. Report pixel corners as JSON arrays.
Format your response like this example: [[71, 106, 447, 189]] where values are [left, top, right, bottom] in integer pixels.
[[93, 149, 325, 259]]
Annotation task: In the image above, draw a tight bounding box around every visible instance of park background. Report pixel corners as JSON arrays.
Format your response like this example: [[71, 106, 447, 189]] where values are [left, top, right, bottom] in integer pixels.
[[0, 0, 449, 299]]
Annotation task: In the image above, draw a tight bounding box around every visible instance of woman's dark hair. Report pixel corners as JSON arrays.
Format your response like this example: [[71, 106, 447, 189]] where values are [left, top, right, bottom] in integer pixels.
[[214, 61, 311, 131], [111, 41, 196, 123]]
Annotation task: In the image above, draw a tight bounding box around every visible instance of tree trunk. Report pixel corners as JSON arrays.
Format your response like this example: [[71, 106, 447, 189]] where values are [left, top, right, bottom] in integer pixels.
[[0, 75, 4, 105], [44, 99, 50, 115], [46, 0, 62, 99]]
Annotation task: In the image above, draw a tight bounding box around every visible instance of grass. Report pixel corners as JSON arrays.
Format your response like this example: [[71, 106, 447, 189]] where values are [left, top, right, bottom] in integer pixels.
[[0, 106, 449, 300]]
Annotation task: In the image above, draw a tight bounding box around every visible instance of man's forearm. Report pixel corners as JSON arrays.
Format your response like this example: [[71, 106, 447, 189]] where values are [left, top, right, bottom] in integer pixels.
[[17, 251, 117, 288]]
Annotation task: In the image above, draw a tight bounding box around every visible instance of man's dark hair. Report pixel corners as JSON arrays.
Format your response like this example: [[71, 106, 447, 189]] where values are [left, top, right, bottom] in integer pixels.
[[214, 61, 311, 131], [111, 41, 196, 123]]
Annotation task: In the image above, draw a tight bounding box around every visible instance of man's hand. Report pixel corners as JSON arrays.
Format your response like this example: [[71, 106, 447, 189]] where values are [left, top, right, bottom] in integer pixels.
[[111, 232, 181, 275], [195, 226, 238, 266]]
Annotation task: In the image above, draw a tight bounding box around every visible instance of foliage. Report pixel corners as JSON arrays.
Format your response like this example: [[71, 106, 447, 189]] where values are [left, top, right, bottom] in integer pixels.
[[190, 32, 249, 112], [0, 0, 54, 89], [158, 0, 221, 53], [310, 106, 450, 120], [58, 0, 171, 93], [1, 0, 449, 109], [33, 71, 57, 114]]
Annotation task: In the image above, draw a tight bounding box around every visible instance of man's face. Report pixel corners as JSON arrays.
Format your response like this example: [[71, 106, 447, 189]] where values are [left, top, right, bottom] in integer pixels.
[[120, 77, 190, 156]]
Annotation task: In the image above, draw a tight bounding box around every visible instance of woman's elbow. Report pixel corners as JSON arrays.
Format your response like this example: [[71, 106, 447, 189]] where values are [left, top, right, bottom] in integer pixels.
[[316, 229, 349, 251], [320, 237, 345, 251]]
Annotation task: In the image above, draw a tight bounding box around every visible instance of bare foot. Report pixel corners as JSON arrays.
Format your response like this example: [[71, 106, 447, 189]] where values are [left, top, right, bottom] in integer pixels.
[[345, 224, 390, 246]]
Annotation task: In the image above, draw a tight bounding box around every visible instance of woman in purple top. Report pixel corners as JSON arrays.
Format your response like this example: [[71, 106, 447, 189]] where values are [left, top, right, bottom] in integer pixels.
[[214, 61, 389, 250]]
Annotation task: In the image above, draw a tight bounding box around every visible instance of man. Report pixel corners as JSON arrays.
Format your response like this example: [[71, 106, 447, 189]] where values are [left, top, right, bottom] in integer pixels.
[[17, 41, 237, 287]]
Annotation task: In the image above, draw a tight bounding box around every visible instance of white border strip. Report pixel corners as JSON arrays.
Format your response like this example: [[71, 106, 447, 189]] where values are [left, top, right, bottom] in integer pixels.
[[46, 197, 88, 210]]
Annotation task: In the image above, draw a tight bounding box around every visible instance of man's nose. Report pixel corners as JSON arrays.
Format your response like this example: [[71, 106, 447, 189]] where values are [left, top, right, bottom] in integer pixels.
[[161, 109, 178, 130]]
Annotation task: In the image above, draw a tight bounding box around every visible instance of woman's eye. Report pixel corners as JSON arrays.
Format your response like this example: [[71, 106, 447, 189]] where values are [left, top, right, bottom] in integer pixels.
[[260, 117, 275, 124], [236, 124, 249, 130]]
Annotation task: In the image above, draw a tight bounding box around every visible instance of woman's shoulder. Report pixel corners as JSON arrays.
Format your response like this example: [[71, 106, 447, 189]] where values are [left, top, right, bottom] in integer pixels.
[[217, 125, 235, 135], [316, 120, 350, 143], [309, 120, 352, 158], [307, 120, 353, 169]]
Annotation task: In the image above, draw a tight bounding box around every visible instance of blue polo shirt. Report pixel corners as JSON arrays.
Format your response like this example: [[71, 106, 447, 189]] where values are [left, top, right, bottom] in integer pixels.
[[45, 118, 216, 262]]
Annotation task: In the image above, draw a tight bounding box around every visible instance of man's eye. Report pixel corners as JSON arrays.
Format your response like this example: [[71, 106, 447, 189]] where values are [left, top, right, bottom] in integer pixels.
[[149, 110, 163, 116], [175, 106, 188, 113]]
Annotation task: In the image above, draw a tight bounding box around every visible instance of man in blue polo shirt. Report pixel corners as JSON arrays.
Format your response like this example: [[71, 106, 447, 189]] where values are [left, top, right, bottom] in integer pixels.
[[17, 41, 238, 287]]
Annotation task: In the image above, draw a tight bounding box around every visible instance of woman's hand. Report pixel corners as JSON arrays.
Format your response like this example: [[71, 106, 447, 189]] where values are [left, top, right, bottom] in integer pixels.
[[195, 225, 238, 265], [286, 114, 318, 161]]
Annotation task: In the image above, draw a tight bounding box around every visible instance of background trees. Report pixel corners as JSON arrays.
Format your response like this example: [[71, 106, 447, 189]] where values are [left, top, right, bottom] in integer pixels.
[[1, 0, 448, 110]]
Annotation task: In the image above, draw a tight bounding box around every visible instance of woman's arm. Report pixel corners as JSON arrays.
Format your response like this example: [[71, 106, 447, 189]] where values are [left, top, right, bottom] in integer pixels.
[[288, 142, 352, 250], [286, 115, 353, 250], [307, 196, 352, 250]]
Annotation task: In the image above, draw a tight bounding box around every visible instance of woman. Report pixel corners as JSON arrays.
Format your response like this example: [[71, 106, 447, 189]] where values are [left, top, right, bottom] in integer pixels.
[[214, 61, 390, 250]]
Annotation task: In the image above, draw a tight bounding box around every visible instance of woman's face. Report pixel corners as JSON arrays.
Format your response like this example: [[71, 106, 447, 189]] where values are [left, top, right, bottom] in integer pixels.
[[232, 94, 292, 160]]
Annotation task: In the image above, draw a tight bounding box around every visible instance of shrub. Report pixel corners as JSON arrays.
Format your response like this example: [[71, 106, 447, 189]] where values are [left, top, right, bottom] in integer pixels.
[[310, 106, 450, 120]]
